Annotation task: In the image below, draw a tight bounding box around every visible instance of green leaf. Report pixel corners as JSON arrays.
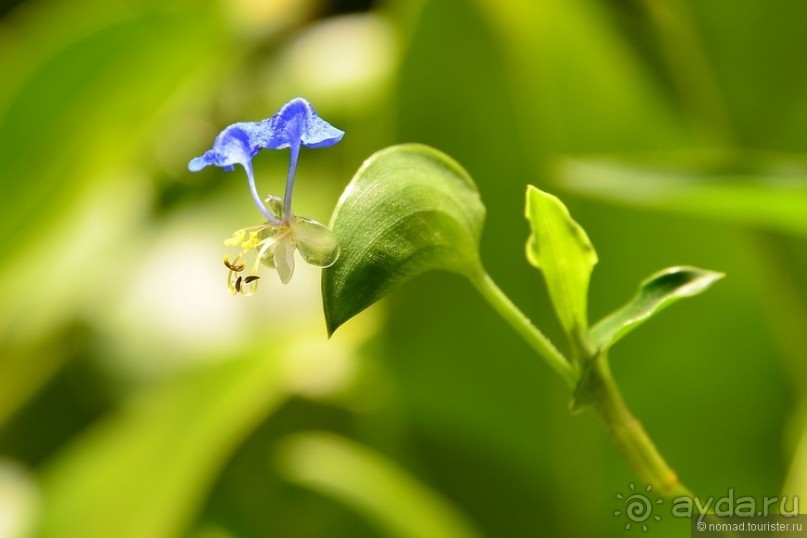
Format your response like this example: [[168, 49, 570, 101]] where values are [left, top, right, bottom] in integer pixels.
[[276, 432, 482, 538], [473, 0, 691, 152], [322, 144, 485, 335], [590, 266, 724, 352], [37, 355, 287, 538], [525, 185, 598, 337], [557, 154, 807, 236]]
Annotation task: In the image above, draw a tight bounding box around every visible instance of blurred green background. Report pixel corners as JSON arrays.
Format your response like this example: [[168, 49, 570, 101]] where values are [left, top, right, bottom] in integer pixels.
[[1, 0, 805, 537]]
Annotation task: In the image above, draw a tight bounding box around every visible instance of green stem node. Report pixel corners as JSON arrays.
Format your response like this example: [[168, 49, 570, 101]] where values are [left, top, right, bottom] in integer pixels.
[[588, 352, 693, 499], [471, 268, 693, 500]]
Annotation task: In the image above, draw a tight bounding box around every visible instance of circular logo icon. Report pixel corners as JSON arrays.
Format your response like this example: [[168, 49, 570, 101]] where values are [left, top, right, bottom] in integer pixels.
[[614, 483, 664, 531]]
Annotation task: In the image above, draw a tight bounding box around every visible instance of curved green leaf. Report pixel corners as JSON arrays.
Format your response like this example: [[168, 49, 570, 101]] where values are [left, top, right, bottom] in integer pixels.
[[525, 185, 598, 337], [37, 355, 287, 538], [558, 154, 807, 236], [322, 144, 485, 335], [276, 432, 482, 538], [590, 266, 724, 351]]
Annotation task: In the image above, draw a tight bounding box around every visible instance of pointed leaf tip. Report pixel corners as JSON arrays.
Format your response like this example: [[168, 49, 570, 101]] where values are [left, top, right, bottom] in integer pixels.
[[322, 144, 485, 335], [590, 265, 724, 352], [524, 185, 598, 337]]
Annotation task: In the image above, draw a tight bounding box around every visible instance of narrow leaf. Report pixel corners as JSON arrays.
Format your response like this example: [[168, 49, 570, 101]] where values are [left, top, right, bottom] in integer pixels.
[[37, 356, 287, 538], [276, 432, 482, 538], [525, 185, 598, 337], [322, 144, 485, 335], [590, 266, 724, 351], [558, 154, 807, 236]]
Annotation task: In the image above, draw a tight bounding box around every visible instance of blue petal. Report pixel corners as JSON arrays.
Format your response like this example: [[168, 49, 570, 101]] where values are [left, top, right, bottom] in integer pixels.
[[262, 97, 344, 150], [187, 98, 343, 172], [188, 152, 213, 171], [302, 114, 345, 148], [188, 124, 256, 172]]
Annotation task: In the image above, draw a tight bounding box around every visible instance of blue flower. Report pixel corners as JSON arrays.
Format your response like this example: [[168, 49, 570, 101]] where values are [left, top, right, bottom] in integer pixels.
[[189, 98, 344, 294], [189, 97, 344, 222]]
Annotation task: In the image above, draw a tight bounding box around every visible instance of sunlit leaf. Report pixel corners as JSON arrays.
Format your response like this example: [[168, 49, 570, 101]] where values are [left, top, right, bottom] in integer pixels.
[[558, 154, 807, 235], [525, 185, 598, 338], [0, 3, 231, 420], [322, 144, 485, 335], [474, 0, 690, 153], [37, 356, 287, 538], [590, 266, 724, 352], [276, 431, 482, 538], [0, 6, 227, 254]]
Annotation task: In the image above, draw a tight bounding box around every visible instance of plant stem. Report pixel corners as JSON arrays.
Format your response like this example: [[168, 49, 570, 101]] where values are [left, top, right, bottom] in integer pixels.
[[470, 269, 577, 388], [586, 351, 693, 499], [471, 268, 693, 499]]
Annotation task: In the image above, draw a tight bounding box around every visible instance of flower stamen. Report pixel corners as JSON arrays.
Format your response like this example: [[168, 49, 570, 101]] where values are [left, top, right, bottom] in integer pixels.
[[224, 255, 246, 272]]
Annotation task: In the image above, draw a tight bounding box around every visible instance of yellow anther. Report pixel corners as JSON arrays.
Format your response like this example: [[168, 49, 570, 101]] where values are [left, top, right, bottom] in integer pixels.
[[240, 231, 260, 250], [224, 229, 246, 247]]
